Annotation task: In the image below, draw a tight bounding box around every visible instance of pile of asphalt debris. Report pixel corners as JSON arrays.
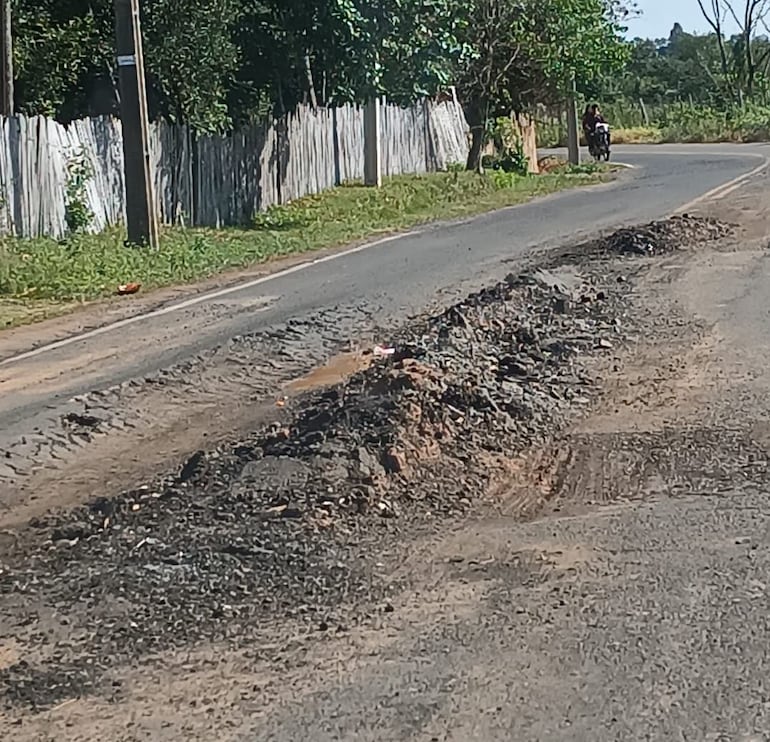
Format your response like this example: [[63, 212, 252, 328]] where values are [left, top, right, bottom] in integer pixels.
[[0, 216, 732, 709], [597, 214, 732, 257]]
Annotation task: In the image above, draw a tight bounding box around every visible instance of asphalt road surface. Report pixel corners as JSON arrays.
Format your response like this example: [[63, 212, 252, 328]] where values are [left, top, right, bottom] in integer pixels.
[[1, 143, 766, 516]]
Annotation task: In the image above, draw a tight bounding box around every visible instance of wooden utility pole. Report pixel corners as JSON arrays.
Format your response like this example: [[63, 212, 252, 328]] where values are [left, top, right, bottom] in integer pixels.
[[114, 0, 159, 248], [363, 98, 382, 187], [566, 74, 579, 166], [0, 0, 13, 116], [364, 0, 384, 188]]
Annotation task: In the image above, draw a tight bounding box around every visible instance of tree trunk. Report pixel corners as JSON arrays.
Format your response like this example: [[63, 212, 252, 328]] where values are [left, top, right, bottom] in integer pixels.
[[467, 126, 484, 173], [304, 52, 318, 110], [465, 103, 485, 173], [696, 0, 737, 102], [714, 28, 737, 102], [746, 34, 756, 97], [276, 76, 286, 117]]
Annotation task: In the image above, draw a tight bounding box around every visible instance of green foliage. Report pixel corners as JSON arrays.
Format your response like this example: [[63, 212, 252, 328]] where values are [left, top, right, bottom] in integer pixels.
[[562, 161, 606, 174], [533, 0, 630, 87], [10, 0, 624, 133], [498, 144, 529, 176], [488, 169, 524, 188], [483, 117, 529, 175], [141, 0, 242, 130], [12, 0, 241, 130], [590, 21, 770, 108], [12, 0, 113, 121], [655, 102, 770, 143], [17, 0, 770, 151], [466, 0, 628, 109], [13, 0, 472, 125], [457, 0, 627, 170], [537, 96, 770, 146], [321, 0, 471, 103], [64, 152, 94, 235]]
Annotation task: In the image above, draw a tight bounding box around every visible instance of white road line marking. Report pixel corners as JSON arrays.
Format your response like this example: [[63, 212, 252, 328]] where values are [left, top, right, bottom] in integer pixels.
[[673, 156, 768, 215], [0, 232, 411, 368]]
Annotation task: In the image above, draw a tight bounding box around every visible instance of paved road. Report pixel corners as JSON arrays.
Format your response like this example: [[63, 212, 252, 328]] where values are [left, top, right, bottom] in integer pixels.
[[0, 144, 766, 499], [251, 496, 770, 741]]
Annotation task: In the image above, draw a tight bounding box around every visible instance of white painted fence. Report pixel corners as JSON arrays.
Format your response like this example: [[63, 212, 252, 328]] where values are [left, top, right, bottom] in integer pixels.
[[0, 98, 469, 239]]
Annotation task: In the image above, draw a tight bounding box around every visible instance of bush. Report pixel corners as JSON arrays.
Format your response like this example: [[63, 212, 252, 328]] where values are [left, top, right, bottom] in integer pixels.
[[64, 152, 94, 235], [536, 99, 770, 146], [483, 117, 530, 175]]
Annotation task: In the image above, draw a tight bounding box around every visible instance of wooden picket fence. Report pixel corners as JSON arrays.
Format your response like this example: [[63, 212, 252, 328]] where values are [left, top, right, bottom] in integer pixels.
[[0, 97, 469, 239]]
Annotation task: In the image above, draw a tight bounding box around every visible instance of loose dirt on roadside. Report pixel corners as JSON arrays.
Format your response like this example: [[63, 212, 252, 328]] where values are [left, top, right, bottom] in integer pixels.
[[1, 196, 758, 738]]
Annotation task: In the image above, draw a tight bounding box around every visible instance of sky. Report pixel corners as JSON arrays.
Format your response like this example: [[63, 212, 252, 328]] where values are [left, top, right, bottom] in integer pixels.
[[625, 0, 740, 40]]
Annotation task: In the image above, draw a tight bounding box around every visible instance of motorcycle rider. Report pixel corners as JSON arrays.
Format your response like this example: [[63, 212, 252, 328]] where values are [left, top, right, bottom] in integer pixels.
[[581, 103, 607, 155]]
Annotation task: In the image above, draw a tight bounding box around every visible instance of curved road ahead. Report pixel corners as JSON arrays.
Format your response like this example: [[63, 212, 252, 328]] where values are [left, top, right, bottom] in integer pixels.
[[0, 144, 766, 499]]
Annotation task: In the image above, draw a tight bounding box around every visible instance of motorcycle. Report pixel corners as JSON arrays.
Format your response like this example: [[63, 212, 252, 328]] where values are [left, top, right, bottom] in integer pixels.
[[590, 122, 611, 161]]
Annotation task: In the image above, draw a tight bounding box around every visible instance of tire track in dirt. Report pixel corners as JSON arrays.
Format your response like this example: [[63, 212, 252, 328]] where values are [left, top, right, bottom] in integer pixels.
[[0, 303, 386, 523]]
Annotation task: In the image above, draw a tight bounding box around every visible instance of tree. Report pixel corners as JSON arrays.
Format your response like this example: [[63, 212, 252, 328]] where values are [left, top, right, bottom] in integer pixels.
[[696, 0, 770, 99], [12, 0, 242, 129], [10, 0, 629, 138], [12, 0, 113, 121], [141, 0, 241, 130], [457, 0, 628, 171], [232, 0, 469, 118]]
